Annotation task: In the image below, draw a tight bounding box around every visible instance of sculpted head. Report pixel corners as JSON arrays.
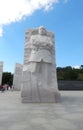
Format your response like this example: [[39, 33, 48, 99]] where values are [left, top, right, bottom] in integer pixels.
[[39, 26, 46, 35]]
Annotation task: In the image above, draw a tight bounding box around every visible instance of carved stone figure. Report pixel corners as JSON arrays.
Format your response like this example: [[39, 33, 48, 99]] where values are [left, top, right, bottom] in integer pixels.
[[21, 26, 60, 103], [0, 62, 3, 85]]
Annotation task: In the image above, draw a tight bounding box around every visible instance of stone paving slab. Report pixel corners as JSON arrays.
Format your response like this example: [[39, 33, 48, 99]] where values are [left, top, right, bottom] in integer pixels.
[[0, 91, 83, 130]]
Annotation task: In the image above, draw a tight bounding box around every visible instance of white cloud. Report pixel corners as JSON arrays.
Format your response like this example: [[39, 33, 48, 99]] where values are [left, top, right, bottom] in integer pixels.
[[0, 27, 3, 37], [73, 66, 80, 69], [0, 0, 59, 37]]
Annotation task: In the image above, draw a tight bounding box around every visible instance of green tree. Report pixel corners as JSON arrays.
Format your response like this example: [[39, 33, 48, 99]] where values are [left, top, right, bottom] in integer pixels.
[[57, 67, 64, 80], [63, 66, 73, 80], [2, 72, 13, 86], [57, 66, 79, 80], [77, 73, 83, 80], [80, 65, 83, 69]]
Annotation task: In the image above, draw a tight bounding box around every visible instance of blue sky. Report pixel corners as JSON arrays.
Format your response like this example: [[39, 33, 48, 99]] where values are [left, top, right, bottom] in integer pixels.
[[0, 0, 83, 73]]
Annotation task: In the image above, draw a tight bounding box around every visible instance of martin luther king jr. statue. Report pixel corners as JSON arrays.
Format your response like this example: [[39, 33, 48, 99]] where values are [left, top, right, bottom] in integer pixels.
[[21, 26, 60, 103]]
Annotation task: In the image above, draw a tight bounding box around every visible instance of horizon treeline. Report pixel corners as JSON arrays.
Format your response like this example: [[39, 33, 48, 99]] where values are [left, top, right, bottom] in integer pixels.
[[1, 65, 83, 85], [57, 65, 83, 81]]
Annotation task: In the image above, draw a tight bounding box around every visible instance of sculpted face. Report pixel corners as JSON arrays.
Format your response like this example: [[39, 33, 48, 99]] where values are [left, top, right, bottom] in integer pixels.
[[39, 26, 46, 35]]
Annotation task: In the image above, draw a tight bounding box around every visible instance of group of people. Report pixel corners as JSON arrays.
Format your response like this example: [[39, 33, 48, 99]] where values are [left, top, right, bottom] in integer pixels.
[[0, 84, 14, 92]]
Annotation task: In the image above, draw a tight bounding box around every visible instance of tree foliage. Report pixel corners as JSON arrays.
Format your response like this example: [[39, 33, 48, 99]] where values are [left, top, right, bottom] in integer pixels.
[[57, 65, 83, 81], [2, 72, 13, 86]]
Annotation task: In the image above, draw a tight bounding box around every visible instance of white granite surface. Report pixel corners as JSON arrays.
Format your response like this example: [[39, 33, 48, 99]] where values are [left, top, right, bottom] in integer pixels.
[[21, 26, 60, 103], [0, 61, 3, 85], [13, 63, 23, 90], [0, 91, 83, 130]]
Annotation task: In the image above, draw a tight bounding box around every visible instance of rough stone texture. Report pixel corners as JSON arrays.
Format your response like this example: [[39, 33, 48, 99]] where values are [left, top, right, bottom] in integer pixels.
[[13, 63, 23, 91], [21, 26, 60, 103], [0, 61, 3, 85]]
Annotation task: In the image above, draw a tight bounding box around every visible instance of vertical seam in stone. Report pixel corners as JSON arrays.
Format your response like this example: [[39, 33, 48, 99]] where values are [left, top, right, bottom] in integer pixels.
[[30, 72, 32, 102], [37, 75, 41, 103]]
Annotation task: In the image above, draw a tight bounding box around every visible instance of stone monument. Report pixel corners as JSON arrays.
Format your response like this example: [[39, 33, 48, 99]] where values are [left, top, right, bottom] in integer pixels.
[[21, 26, 60, 103], [0, 62, 3, 85], [13, 63, 23, 90]]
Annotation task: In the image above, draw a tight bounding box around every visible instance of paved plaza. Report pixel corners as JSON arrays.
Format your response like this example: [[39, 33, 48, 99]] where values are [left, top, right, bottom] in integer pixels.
[[0, 91, 83, 130]]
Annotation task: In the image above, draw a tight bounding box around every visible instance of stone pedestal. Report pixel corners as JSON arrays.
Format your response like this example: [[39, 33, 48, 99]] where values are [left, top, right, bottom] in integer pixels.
[[21, 26, 60, 103], [0, 62, 3, 85], [13, 63, 23, 91]]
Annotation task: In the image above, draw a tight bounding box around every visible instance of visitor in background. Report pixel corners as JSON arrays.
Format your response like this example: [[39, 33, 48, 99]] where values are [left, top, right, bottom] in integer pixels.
[[1, 84, 6, 92]]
